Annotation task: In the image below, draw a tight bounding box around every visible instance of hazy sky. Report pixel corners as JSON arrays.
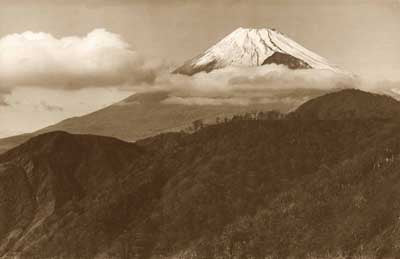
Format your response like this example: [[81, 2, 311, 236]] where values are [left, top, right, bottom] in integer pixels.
[[0, 0, 399, 137]]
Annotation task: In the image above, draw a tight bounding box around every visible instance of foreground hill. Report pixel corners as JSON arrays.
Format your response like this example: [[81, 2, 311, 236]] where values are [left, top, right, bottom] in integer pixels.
[[2, 112, 400, 258], [0, 88, 327, 154]]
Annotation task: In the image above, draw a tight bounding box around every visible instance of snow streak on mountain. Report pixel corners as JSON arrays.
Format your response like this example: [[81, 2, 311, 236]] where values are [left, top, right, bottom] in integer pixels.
[[174, 27, 342, 75]]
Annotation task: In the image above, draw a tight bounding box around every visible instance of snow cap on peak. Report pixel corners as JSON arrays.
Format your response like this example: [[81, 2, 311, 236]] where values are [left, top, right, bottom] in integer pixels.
[[174, 27, 343, 75]]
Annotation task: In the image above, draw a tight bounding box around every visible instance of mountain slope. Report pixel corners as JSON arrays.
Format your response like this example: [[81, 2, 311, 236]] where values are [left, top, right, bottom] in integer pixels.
[[2, 110, 400, 258], [0, 131, 145, 258], [0, 134, 32, 155], [174, 27, 341, 75]]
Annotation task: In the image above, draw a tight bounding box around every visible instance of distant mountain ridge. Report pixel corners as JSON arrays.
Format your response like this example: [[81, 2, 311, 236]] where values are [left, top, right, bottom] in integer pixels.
[[2, 89, 400, 155], [0, 88, 325, 154]]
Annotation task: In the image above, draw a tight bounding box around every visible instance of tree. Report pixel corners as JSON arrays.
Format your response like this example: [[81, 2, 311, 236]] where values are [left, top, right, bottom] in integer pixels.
[[192, 119, 204, 131], [257, 110, 283, 120], [244, 112, 253, 120], [266, 110, 282, 120], [119, 235, 131, 259]]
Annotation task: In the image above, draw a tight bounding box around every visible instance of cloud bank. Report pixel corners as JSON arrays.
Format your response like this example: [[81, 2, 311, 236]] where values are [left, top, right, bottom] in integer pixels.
[[0, 28, 356, 99], [0, 29, 160, 90], [152, 65, 357, 106]]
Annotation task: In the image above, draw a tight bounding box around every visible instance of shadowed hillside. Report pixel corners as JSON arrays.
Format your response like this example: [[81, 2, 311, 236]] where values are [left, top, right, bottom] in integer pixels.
[[2, 115, 400, 258]]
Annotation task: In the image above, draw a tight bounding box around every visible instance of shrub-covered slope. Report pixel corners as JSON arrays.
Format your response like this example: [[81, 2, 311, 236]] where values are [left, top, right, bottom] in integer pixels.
[[1, 116, 400, 258]]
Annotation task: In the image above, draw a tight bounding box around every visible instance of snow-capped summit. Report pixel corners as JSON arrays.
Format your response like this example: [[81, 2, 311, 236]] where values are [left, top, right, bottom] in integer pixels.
[[174, 27, 342, 75]]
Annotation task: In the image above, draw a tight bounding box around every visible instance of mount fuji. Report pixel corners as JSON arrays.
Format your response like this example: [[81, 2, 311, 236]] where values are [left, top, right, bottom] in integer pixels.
[[174, 27, 342, 75]]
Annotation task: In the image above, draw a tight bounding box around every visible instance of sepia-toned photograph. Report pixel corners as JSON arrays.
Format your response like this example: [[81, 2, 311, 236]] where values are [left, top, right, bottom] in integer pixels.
[[0, 0, 400, 258]]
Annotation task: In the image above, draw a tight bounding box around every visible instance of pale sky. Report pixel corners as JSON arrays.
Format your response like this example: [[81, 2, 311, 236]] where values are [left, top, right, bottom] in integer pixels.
[[0, 0, 399, 137]]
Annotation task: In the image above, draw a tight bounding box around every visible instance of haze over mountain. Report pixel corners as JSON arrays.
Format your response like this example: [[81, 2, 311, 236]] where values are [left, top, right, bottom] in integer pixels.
[[174, 27, 342, 75], [2, 90, 400, 258]]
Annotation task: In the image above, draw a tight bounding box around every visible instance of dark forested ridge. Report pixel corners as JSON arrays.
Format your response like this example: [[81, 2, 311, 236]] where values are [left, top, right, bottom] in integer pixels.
[[1, 90, 400, 258]]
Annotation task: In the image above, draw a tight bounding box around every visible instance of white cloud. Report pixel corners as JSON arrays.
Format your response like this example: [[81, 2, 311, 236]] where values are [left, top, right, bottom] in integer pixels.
[[152, 65, 357, 105], [161, 96, 252, 106], [0, 29, 161, 89]]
